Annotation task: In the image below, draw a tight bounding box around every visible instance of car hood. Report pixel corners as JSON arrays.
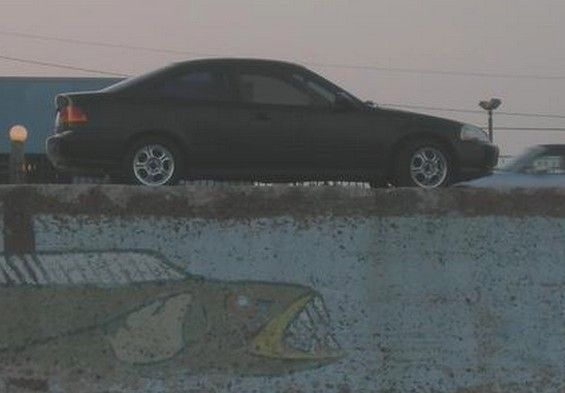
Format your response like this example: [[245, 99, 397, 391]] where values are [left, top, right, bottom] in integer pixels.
[[372, 105, 464, 130]]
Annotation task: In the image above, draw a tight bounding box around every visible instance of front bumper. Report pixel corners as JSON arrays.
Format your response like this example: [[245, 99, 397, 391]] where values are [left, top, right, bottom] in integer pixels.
[[455, 141, 500, 181]]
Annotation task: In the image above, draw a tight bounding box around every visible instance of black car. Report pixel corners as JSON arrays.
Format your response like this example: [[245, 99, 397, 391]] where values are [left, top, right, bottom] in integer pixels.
[[46, 58, 498, 188]]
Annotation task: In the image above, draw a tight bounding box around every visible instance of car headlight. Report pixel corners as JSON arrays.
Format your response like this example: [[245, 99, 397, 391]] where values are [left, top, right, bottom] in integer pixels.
[[460, 124, 489, 142]]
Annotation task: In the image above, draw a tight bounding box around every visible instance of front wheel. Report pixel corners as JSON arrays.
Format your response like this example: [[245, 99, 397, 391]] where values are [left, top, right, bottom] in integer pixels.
[[124, 137, 182, 186], [394, 140, 453, 188]]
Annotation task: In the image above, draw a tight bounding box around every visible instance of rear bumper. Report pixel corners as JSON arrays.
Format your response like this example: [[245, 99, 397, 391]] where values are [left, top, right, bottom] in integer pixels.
[[46, 131, 120, 175]]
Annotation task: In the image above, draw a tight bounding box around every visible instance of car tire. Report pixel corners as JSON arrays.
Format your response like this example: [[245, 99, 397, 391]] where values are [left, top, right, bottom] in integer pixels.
[[124, 137, 183, 186], [393, 139, 453, 188]]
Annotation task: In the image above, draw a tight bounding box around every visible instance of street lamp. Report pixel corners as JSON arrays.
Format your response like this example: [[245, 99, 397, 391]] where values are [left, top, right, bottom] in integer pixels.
[[479, 98, 502, 143], [8, 125, 28, 184]]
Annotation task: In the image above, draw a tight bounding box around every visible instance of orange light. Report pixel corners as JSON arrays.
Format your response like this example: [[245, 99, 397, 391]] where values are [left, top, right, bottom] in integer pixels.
[[59, 105, 88, 125], [9, 125, 28, 142]]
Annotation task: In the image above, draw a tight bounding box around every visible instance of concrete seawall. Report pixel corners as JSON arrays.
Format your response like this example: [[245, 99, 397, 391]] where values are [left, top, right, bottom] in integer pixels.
[[0, 185, 564, 393]]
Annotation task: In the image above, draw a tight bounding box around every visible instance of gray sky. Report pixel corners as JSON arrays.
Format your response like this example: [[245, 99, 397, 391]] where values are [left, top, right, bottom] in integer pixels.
[[2, 0, 565, 155]]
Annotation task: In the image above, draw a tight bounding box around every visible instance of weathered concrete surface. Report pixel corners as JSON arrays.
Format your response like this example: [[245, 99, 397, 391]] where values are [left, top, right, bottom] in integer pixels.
[[0, 185, 564, 393]]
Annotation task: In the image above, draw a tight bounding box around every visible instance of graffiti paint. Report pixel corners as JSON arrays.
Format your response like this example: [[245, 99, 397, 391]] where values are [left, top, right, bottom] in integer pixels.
[[0, 250, 342, 391]]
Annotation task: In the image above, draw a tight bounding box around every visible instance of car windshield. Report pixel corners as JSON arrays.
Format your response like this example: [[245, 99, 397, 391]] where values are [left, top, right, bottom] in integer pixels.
[[500, 146, 547, 172]]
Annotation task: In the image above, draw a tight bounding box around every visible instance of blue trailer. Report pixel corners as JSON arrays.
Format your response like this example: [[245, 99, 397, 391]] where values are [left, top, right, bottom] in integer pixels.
[[0, 77, 122, 182]]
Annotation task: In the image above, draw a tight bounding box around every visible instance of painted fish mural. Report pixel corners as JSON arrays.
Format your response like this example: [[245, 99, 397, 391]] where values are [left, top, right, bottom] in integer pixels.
[[0, 250, 342, 387]]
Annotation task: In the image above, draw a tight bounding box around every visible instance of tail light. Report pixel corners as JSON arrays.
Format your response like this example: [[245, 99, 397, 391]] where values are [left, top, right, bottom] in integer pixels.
[[56, 105, 88, 127]]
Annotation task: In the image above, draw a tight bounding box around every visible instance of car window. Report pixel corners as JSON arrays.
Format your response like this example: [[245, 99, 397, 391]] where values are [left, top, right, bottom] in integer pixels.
[[528, 154, 565, 174], [306, 79, 336, 104], [291, 73, 336, 106], [503, 146, 545, 172], [155, 70, 230, 101], [238, 73, 312, 106]]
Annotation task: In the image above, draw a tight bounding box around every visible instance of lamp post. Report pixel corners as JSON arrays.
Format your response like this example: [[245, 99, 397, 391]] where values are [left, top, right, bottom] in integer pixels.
[[479, 98, 502, 143], [9, 125, 28, 184]]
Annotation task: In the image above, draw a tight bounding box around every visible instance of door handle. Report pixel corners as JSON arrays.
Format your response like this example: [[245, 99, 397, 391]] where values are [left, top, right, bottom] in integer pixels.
[[254, 112, 271, 121]]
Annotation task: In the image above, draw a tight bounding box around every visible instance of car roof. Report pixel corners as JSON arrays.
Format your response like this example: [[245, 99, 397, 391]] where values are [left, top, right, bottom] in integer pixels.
[[539, 144, 565, 154], [172, 57, 306, 70], [103, 58, 312, 93]]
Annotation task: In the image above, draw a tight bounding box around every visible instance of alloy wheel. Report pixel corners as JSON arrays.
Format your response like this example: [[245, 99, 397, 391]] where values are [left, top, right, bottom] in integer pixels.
[[409, 147, 448, 188], [132, 144, 175, 186]]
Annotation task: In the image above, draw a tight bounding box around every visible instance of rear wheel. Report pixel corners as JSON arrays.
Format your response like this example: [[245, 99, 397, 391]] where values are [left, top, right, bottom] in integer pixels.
[[124, 137, 182, 186], [394, 140, 453, 188]]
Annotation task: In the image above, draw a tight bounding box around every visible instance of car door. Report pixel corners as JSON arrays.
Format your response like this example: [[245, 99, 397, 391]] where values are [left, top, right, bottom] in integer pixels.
[[225, 65, 313, 174], [287, 71, 391, 177]]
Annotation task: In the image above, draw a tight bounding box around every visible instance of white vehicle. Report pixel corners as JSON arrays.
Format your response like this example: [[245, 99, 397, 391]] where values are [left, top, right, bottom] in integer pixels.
[[457, 145, 565, 188]]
